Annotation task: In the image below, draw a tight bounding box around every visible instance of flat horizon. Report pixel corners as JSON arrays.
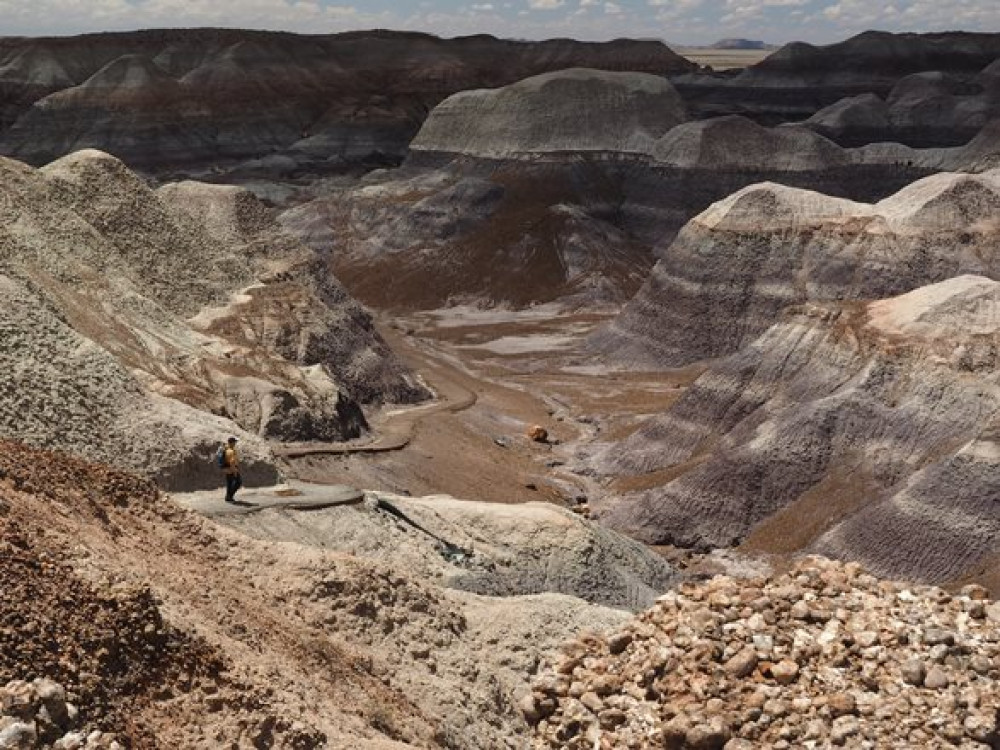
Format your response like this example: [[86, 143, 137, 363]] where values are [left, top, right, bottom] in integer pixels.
[[0, 0, 997, 47]]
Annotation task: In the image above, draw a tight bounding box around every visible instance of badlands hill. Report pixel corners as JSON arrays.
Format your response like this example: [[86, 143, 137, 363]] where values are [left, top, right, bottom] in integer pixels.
[[0, 149, 426, 489], [594, 170, 1000, 368], [409, 68, 689, 160], [806, 62, 1000, 147], [0, 28, 694, 170], [289, 69, 930, 310], [676, 30, 1000, 122], [592, 275, 1000, 587]]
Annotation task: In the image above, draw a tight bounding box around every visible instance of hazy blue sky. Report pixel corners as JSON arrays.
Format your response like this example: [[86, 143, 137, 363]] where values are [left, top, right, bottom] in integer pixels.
[[1, 0, 997, 45]]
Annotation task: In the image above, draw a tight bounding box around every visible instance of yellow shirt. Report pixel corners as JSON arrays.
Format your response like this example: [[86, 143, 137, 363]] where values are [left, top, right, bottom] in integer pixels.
[[223, 446, 240, 475]]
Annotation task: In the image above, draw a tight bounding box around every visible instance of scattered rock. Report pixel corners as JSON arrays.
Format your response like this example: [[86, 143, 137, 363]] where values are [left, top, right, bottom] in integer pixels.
[[925, 666, 950, 690], [770, 660, 800, 685], [526, 425, 549, 443], [526, 556, 1000, 749]]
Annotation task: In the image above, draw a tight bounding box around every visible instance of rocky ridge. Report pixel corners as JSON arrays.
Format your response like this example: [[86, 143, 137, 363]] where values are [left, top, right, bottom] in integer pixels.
[[0, 29, 694, 171], [525, 556, 1000, 749], [0, 149, 426, 489]]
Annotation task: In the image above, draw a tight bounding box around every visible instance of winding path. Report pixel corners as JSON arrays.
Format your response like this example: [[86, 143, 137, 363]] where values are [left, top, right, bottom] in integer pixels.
[[273, 335, 478, 459], [172, 482, 365, 517]]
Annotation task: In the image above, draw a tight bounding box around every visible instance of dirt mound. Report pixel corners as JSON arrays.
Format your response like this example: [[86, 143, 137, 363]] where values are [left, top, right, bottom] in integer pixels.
[[651, 116, 848, 171], [208, 491, 677, 610], [589, 276, 1000, 586], [525, 555, 1000, 748], [0, 150, 427, 489], [593, 169, 1000, 369]]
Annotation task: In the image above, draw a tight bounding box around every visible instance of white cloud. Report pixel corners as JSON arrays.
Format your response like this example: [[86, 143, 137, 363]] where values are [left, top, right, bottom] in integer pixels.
[[0, 0, 387, 35], [0, 0, 997, 46], [648, 0, 703, 6]]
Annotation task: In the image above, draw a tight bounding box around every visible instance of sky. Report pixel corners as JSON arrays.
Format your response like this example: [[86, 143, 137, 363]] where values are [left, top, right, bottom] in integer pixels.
[[0, 0, 997, 46]]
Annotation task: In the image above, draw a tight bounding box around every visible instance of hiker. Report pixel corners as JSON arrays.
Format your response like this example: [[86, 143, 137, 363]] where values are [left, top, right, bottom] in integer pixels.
[[222, 436, 242, 503]]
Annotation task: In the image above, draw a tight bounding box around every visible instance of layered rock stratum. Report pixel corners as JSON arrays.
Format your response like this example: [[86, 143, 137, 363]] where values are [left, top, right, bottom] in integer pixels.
[[676, 30, 1000, 123], [591, 275, 1000, 586], [289, 69, 931, 310], [594, 170, 1000, 368], [409, 68, 689, 160], [0, 149, 426, 488], [525, 556, 1000, 749], [0, 29, 694, 170]]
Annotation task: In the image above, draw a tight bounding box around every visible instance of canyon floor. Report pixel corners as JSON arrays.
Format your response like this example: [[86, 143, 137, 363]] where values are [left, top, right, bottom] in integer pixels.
[[273, 306, 750, 578], [277, 304, 1000, 596], [282, 307, 678, 509]]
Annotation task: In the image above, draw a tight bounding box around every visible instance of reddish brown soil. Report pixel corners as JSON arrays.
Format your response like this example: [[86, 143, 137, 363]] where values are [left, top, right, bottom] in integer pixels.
[[0, 440, 435, 748], [285, 311, 687, 509]]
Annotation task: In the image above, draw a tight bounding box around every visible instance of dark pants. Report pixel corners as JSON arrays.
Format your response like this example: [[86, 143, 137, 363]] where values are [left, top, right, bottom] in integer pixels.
[[225, 473, 243, 502]]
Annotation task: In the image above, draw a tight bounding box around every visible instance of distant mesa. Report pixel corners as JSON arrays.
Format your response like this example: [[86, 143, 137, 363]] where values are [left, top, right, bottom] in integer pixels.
[[708, 38, 770, 50], [748, 30, 1000, 80], [675, 30, 1000, 123]]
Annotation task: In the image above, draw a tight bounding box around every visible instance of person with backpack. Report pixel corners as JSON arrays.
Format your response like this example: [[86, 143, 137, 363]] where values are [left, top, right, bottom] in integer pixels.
[[219, 436, 242, 503]]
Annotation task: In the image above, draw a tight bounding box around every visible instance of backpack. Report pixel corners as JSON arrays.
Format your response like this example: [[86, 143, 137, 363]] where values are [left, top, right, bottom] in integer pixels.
[[215, 445, 227, 469]]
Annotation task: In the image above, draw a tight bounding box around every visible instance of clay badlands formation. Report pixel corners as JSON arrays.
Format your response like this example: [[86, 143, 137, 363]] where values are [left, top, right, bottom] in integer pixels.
[[2, 25, 1000, 750], [0, 148, 426, 488], [0, 29, 694, 170]]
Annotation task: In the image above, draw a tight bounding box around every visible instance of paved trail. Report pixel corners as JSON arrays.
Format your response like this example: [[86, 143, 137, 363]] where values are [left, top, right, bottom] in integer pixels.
[[172, 482, 364, 517], [274, 334, 478, 459]]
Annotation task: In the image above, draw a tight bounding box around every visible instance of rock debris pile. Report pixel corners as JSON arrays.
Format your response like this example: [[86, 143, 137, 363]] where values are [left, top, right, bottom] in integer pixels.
[[524, 556, 1000, 749], [0, 679, 119, 749]]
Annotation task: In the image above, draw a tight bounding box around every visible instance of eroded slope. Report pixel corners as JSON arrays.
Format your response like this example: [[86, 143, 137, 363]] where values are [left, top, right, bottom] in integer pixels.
[[591, 276, 1000, 586], [594, 170, 1000, 368], [0, 150, 426, 488], [1, 439, 644, 748]]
